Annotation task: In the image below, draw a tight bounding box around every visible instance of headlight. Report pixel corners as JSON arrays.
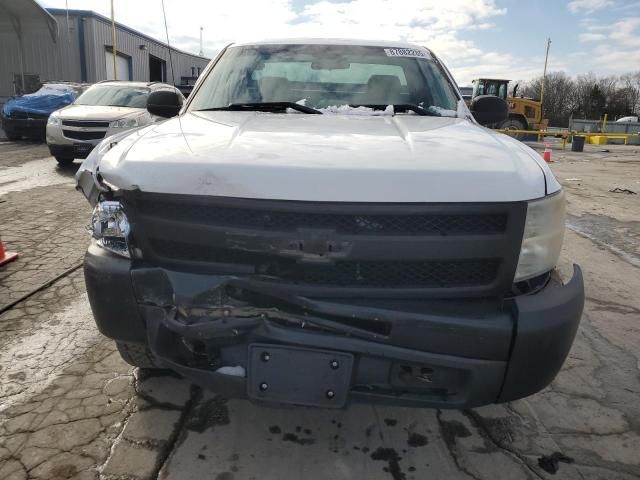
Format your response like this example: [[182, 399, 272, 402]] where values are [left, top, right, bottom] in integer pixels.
[[110, 118, 139, 128], [515, 190, 565, 282], [91, 201, 131, 258], [47, 114, 61, 126]]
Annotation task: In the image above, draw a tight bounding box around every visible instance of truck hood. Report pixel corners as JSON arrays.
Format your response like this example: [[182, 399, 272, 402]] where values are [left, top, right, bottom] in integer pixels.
[[58, 104, 144, 121], [80, 111, 559, 203]]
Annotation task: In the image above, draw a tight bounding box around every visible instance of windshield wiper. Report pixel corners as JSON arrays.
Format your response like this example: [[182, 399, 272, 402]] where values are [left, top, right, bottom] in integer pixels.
[[354, 104, 440, 116], [196, 102, 322, 114]]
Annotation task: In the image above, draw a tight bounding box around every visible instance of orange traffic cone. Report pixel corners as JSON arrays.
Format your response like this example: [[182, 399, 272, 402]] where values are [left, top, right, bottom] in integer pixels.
[[543, 144, 552, 163], [0, 239, 18, 266]]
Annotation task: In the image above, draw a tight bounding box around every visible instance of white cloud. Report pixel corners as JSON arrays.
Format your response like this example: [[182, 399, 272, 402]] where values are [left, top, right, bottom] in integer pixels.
[[454, 51, 571, 87], [568, 0, 615, 14], [616, 1, 640, 11], [37, 0, 636, 84], [579, 32, 607, 42], [573, 15, 640, 74], [609, 17, 640, 45], [591, 43, 640, 71], [39, 0, 513, 84], [297, 0, 506, 35], [41, 0, 299, 55]]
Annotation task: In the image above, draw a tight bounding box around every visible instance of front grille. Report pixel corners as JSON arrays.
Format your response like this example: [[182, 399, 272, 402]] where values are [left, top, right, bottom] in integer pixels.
[[6, 111, 48, 120], [294, 260, 499, 288], [62, 130, 106, 140], [138, 200, 507, 236], [150, 239, 500, 288], [129, 193, 526, 297], [62, 120, 110, 128]]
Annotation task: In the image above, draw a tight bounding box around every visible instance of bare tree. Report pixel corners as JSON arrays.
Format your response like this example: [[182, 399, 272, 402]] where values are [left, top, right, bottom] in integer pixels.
[[620, 72, 640, 115], [521, 72, 575, 126], [505, 71, 639, 126], [567, 73, 592, 119]]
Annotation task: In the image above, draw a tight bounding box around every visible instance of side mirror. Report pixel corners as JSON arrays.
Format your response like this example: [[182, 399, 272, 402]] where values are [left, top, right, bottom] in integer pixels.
[[147, 90, 182, 118], [470, 95, 508, 126]]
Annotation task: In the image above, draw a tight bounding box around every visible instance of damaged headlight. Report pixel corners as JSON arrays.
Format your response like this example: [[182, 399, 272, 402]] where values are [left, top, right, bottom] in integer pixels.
[[90, 201, 131, 258], [515, 190, 565, 282]]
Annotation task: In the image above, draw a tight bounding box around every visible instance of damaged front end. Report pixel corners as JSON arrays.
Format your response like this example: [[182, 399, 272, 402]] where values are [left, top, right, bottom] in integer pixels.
[[82, 189, 584, 409], [75, 127, 152, 206], [125, 266, 511, 409]]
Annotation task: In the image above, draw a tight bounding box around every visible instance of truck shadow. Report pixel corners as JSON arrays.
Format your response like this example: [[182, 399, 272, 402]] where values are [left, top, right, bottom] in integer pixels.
[[54, 161, 81, 177], [130, 370, 549, 480]]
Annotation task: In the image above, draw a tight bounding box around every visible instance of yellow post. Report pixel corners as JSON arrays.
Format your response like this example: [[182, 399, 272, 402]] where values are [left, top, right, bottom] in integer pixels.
[[601, 113, 608, 133], [111, 0, 117, 79]]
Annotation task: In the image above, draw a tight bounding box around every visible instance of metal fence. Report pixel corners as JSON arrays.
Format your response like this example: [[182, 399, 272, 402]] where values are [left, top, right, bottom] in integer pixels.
[[568, 119, 640, 145], [569, 118, 640, 134]]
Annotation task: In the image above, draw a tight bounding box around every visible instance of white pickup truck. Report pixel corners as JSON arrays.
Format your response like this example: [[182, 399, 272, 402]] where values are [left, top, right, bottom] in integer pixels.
[[76, 39, 584, 409]]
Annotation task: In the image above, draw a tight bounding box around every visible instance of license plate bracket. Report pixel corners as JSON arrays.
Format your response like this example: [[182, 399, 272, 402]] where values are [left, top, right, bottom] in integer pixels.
[[247, 344, 353, 408], [73, 143, 93, 157]]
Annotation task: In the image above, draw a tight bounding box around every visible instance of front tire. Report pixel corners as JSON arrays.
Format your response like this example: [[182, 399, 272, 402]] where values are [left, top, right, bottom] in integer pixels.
[[116, 342, 160, 369], [54, 156, 75, 166], [500, 117, 526, 140]]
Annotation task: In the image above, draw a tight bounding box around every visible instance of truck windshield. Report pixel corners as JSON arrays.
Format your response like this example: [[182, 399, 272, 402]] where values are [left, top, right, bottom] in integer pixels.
[[74, 85, 150, 108], [189, 44, 459, 115]]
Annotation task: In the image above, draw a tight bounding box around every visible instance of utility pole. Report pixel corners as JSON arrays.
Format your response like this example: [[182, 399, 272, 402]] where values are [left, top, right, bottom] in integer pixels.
[[111, 0, 117, 79], [199, 27, 204, 56], [65, 0, 70, 41], [539, 37, 551, 120]]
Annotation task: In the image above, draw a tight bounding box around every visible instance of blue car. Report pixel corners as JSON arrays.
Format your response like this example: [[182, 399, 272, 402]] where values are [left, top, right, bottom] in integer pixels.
[[1, 83, 85, 141]]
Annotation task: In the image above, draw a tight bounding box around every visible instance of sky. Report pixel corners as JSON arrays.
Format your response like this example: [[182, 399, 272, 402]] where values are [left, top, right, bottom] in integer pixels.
[[40, 0, 640, 85]]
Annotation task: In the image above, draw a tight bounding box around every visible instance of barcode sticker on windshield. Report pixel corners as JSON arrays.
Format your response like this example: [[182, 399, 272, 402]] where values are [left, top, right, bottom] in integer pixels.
[[384, 48, 428, 58]]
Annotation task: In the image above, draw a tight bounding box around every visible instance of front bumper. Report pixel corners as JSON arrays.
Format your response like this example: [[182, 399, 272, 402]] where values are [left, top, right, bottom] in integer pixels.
[[46, 123, 104, 159], [1, 114, 46, 139], [48, 143, 95, 160], [47, 122, 143, 158], [84, 242, 584, 408]]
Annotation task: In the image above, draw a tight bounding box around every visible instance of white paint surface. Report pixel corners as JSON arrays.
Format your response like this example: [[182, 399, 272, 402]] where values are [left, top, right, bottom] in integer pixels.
[[88, 111, 556, 202]]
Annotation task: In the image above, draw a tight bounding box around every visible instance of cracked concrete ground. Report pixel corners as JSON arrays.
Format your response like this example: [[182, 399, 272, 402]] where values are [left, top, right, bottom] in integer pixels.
[[0, 142, 90, 310], [1, 140, 639, 480]]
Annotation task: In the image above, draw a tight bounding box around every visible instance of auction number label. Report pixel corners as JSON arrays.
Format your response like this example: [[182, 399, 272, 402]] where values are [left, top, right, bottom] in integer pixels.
[[383, 48, 428, 58]]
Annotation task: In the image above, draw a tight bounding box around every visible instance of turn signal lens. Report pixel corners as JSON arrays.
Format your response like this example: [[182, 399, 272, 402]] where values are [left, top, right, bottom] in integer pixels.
[[515, 190, 565, 282]]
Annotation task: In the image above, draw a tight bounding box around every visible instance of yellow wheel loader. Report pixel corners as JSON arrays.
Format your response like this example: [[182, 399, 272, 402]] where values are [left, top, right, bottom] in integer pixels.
[[468, 79, 548, 139]]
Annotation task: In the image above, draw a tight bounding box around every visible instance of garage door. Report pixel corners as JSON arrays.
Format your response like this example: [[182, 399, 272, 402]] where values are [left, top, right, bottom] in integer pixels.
[[105, 50, 130, 81]]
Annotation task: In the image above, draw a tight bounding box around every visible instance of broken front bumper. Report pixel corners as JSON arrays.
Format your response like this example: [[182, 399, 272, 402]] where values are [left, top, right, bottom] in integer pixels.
[[84, 242, 584, 409]]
